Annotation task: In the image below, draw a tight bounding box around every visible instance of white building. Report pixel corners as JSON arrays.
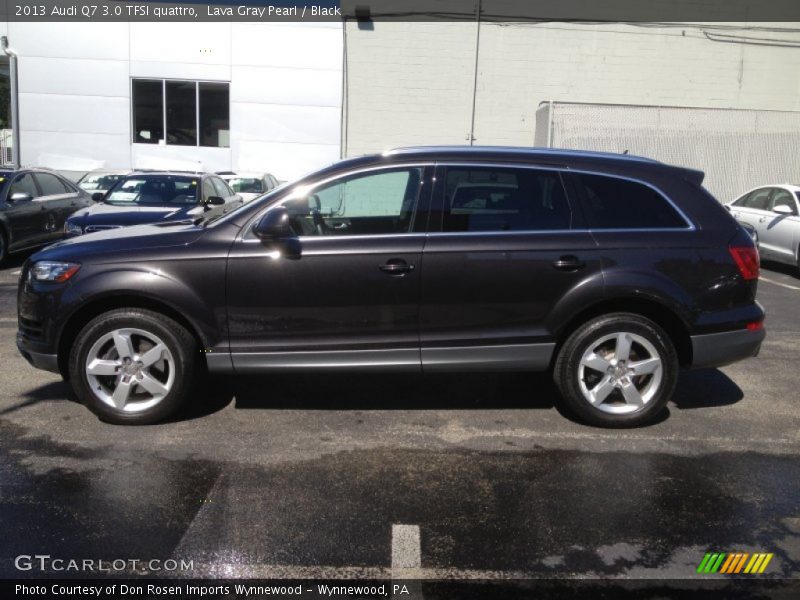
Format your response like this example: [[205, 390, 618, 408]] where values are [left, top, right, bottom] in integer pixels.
[[0, 21, 344, 180], [2, 18, 800, 189], [342, 21, 800, 155]]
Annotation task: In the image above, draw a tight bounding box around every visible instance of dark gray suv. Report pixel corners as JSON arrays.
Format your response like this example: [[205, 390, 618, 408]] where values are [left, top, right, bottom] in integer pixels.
[[17, 147, 765, 427]]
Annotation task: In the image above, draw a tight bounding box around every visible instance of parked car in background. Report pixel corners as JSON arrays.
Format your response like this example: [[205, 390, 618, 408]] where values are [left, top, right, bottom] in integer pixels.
[[64, 171, 243, 236], [727, 185, 800, 272], [218, 171, 280, 202], [0, 167, 92, 264], [76, 170, 131, 200], [17, 147, 764, 427]]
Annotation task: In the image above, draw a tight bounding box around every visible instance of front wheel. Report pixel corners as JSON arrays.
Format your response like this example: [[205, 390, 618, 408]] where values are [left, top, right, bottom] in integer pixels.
[[554, 313, 678, 428], [68, 308, 198, 425], [0, 228, 8, 265]]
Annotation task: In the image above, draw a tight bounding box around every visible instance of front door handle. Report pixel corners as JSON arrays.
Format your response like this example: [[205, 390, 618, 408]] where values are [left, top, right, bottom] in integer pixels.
[[379, 259, 415, 275], [553, 255, 585, 271]]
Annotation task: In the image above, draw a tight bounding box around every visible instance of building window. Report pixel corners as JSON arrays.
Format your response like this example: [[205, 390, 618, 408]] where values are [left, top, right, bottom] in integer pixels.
[[199, 83, 230, 148], [131, 78, 229, 148], [132, 79, 164, 144]]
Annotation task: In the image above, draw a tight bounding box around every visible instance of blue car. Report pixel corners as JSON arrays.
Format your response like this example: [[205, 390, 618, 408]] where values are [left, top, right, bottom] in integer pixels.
[[65, 171, 243, 236]]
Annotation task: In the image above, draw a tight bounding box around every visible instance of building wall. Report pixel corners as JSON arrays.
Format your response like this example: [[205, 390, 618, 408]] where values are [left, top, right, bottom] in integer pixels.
[[1, 21, 343, 180], [344, 21, 800, 155]]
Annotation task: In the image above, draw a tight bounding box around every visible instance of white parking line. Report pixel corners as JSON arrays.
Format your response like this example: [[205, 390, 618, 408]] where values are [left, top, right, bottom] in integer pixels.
[[759, 276, 800, 291], [391, 524, 421, 570], [0, 318, 16, 323]]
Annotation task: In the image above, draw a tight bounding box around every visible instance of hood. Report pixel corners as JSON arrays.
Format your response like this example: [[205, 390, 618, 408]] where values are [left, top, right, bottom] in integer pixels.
[[33, 221, 210, 262], [68, 202, 205, 228]]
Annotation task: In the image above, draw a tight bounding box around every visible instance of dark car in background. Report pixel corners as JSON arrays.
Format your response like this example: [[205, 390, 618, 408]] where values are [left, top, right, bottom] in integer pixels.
[[0, 167, 92, 264], [64, 171, 243, 236], [17, 147, 764, 427]]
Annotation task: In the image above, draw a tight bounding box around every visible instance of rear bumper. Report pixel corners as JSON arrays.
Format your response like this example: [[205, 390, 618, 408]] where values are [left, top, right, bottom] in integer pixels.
[[690, 328, 765, 369]]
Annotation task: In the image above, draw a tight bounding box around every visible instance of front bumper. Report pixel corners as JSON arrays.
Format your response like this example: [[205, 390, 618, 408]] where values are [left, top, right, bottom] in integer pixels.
[[17, 335, 60, 374], [690, 327, 766, 369]]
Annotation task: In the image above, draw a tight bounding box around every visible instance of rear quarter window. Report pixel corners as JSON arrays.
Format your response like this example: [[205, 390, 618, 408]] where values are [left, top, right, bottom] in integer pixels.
[[575, 174, 688, 230]]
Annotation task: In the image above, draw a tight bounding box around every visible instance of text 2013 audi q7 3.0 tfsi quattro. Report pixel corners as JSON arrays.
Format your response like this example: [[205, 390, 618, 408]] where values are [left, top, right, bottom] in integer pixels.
[[16, 147, 765, 427]]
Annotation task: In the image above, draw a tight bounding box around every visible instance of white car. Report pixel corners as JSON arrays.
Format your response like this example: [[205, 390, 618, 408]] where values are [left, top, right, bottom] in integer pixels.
[[218, 171, 280, 203], [76, 169, 131, 199], [727, 184, 800, 271]]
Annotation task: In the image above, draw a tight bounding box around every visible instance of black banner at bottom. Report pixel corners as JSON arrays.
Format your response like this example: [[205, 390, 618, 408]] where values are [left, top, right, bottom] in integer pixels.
[[3, 578, 800, 600]]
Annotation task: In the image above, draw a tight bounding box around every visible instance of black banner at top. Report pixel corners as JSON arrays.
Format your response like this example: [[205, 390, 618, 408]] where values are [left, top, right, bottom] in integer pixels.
[[0, 0, 799, 23]]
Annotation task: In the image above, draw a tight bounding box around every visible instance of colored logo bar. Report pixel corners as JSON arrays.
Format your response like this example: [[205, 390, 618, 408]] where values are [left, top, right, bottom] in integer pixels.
[[697, 552, 773, 574]]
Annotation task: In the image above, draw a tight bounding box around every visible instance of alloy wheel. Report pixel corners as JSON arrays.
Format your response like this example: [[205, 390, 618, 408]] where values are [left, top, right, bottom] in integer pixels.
[[84, 328, 175, 413], [577, 331, 664, 415]]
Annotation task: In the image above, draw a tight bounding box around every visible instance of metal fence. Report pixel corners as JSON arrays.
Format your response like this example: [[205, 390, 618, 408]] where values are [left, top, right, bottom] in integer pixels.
[[534, 102, 800, 203]]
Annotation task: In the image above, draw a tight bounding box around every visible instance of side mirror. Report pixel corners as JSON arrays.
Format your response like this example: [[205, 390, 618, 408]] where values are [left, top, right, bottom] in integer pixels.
[[8, 192, 33, 204], [206, 196, 225, 206], [773, 204, 793, 215], [91, 192, 105, 202], [254, 207, 294, 242]]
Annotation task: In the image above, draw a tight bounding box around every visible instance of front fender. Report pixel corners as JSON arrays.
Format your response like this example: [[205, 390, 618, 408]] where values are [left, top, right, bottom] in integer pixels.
[[54, 265, 226, 351]]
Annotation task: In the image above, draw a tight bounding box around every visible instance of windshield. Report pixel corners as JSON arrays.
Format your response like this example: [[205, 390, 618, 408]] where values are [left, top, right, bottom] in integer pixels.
[[105, 176, 200, 206], [78, 174, 125, 192], [225, 177, 264, 194]]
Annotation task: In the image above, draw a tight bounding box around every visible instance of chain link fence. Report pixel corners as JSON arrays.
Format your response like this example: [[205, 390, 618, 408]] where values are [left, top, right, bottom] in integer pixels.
[[534, 102, 800, 202]]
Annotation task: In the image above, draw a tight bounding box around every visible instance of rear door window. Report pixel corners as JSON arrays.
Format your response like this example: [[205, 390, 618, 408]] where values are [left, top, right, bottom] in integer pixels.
[[34, 173, 69, 196], [440, 167, 572, 232], [575, 174, 688, 229]]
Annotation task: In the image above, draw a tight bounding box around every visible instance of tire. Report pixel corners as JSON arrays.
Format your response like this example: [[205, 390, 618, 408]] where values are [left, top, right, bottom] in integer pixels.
[[553, 313, 678, 428], [0, 227, 8, 265], [68, 308, 198, 425], [796, 248, 800, 277]]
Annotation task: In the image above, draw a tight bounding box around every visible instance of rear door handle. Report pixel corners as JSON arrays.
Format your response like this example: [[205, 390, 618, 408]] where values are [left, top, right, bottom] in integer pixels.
[[553, 255, 585, 271], [379, 259, 415, 275]]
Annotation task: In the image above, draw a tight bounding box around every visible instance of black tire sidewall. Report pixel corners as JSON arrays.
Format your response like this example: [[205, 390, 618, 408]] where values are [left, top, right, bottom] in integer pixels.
[[554, 313, 678, 428], [68, 308, 196, 425], [0, 227, 7, 264]]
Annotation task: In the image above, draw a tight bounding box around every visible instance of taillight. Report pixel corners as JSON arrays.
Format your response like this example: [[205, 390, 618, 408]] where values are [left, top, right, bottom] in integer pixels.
[[729, 246, 759, 280], [746, 320, 764, 331]]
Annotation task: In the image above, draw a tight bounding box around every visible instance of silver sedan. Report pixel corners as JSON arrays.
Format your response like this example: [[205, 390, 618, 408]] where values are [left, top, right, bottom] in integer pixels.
[[727, 184, 800, 271]]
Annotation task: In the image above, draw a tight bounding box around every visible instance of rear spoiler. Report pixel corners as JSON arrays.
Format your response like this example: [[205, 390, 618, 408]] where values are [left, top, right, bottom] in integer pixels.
[[679, 167, 705, 186]]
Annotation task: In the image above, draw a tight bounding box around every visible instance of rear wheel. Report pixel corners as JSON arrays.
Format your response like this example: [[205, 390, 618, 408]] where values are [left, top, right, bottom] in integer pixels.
[[554, 313, 678, 427], [68, 308, 198, 425]]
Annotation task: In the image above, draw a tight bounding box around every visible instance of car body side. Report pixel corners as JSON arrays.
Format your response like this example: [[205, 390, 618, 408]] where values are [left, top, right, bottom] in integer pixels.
[[17, 150, 764, 381]]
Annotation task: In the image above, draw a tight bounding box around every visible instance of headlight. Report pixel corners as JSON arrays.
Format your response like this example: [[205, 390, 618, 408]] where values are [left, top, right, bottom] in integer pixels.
[[29, 261, 81, 283], [64, 221, 83, 235]]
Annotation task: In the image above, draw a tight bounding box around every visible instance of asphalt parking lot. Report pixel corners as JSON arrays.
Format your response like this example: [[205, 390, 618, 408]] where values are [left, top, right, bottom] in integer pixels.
[[0, 251, 799, 584]]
